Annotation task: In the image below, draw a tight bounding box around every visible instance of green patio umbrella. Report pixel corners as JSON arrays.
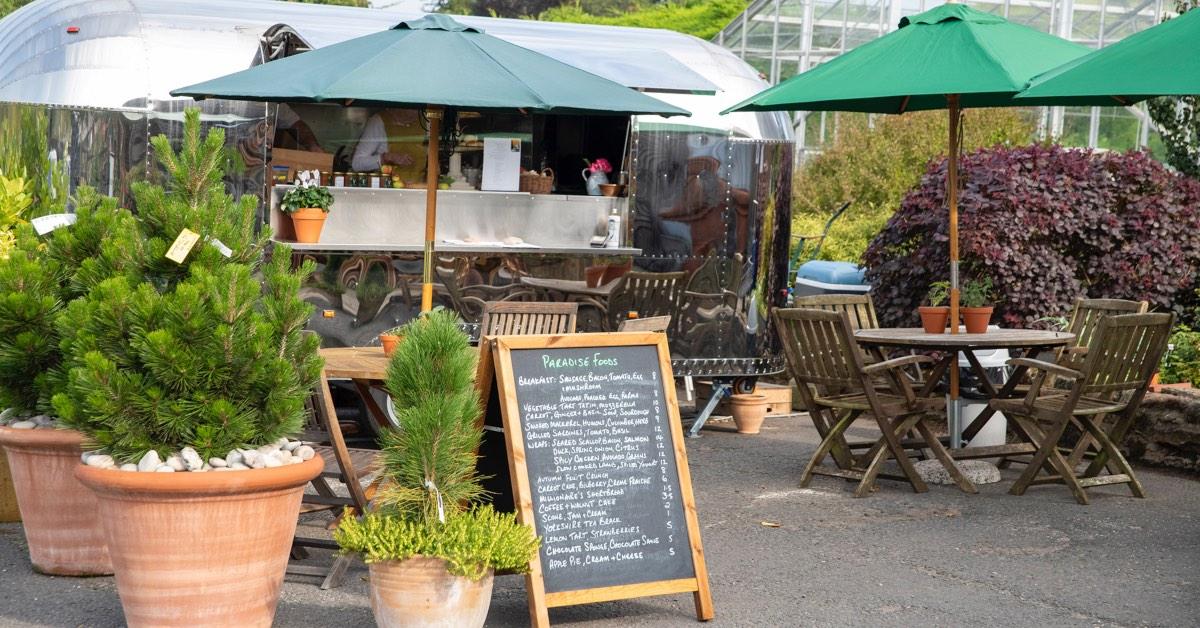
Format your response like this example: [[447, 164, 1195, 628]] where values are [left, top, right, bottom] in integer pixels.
[[173, 14, 688, 312], [724, 2, 1089, 440], [1018, 7, 1200, 104]]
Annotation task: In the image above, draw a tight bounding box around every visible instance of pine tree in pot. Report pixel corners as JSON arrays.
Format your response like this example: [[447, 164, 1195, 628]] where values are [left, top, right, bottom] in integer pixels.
[[55, 111, 325, 628], [334, 310, 539, 628], [0, 189, 140, 575]]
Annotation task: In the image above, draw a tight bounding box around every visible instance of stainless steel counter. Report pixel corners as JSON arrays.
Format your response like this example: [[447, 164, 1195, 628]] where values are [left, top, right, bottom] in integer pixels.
[[280, 242, 640, 255], [269, 185, 630, 250]]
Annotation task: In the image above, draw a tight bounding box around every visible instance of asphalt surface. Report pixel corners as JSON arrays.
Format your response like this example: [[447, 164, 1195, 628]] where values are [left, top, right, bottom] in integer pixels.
[[2, 414, 1198, 627]]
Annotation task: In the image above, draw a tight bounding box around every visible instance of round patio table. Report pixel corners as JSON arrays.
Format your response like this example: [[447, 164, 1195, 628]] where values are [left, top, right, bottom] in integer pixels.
[[853, 327, 1074, 449]]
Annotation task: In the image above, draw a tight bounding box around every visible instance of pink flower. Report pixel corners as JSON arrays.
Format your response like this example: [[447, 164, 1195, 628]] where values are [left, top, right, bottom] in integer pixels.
[[587, 158, 613, 174]]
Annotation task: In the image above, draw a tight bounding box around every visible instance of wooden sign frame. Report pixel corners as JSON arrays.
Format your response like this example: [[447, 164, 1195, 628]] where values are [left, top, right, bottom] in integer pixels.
[[478, 332, 714, 628]]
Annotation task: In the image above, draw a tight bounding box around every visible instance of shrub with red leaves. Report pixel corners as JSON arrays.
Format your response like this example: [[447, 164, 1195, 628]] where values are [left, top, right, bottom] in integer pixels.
[[863, 144, 1200, 328]]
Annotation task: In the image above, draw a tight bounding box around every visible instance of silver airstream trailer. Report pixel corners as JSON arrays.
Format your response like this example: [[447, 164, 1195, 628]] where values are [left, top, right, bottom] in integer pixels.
[[0, 0, 793, 416]]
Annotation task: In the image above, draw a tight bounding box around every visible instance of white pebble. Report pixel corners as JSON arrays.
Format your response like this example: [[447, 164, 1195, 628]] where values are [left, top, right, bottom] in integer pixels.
[[226, 450, 243, 465], [257, 444, 279, 457], [229, 462, 249, 470], [154, 465, 176, 473], [201, 463, 212, 471], [120, 464, 137, 472], [32, 415, 53, 426], [295, 445, 315, 461], [274, 437, 290, 449], [137, 450, 162, 472], [180, 447, 204, 471], [214, 467, 234, 472], [288, 457, 304, 465], [251, 458, 267, 469], [81, 451, 96, 463], [85, 454, 115, 469], [209, 457, 227, 468], [165, 455, 185, 472], [0, 407, 15, 423], [241, 450, 260, 467], [283, 440, 301, 452], [9, 420, 35, 429], [262, 456, 282, 468]]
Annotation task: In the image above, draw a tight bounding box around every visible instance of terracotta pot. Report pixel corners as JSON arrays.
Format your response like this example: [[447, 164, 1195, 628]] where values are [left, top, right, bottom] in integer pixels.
[[961, 306, 994, 334], [584, 265, 606, 288], [0, 427, 111, 574], [289, 207, 328, 244], [601, 259, 632, 285], [380, 333, 403, 356], [730, 393, 769, 434], [0, 448, 19, 522], [76, 456, 324, 628], [368, 556, 494, 628], [918, 306, 950, 334]]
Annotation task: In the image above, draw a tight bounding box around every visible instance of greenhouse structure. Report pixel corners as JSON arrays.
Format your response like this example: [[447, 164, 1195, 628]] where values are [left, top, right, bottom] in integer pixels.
[[716, 0, 1175, 157]]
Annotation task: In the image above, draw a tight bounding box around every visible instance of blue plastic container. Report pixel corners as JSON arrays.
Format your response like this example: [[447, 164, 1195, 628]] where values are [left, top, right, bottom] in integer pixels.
[[793, 260, 869, 297]]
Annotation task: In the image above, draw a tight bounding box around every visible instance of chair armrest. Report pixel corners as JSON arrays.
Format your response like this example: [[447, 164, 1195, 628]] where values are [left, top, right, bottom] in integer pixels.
[[1007, 357, 1083, 380], [862, 354, 934, 375], [1065, 346, 1088, 356]]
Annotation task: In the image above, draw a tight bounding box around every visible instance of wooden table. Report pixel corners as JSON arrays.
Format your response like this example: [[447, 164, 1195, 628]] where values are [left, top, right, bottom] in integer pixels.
[[320, 346, 394, 431], [854, 327, 1074, 454]]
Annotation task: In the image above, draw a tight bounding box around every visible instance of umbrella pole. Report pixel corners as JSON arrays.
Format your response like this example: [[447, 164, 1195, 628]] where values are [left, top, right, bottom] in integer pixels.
[[421, 107, 443, 313], [948, 94, 962, 446]]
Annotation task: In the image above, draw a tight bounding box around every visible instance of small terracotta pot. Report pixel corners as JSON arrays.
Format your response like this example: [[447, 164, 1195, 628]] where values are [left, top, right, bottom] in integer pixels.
[[730, 393, 769, 434], [380, 333, 403, 356], [584, 265, 606, 288], [289, 207, 328, 244], [76, 456, 324, 628], [0, 448, 19, 522], [961, 306, 994, 334], [368, 557, 494, 628], [918, 306, 950, 334], [602, 260, 632, 285], [0, 427, 111, 574]]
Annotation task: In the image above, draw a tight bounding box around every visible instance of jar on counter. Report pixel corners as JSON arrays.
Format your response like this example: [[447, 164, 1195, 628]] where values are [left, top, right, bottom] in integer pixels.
[[332, 172, 346, 187], [319, 171, 332, 186], [369, 174, 382, 189]]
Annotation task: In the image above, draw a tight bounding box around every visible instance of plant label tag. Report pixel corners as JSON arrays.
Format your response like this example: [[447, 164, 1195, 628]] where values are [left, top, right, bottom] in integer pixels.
[[207, 237, 232, 258], [165, 228, 201, 264], [31, 213, 77, 235]]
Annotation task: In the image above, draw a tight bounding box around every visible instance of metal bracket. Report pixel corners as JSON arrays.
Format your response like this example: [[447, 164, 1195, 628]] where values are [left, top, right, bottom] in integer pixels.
[[685, 379, 732, 438]]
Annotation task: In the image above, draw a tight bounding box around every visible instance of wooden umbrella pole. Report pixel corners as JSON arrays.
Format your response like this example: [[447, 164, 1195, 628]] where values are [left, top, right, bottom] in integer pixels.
[[421, 107, 444, 313]]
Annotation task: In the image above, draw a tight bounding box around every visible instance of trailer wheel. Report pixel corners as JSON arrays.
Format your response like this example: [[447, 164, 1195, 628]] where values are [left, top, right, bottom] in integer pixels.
[[733, 378, 757, 395]]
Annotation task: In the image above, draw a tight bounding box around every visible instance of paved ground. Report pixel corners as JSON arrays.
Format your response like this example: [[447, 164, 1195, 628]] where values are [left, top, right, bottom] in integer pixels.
[[2, 414, 1198, 627]]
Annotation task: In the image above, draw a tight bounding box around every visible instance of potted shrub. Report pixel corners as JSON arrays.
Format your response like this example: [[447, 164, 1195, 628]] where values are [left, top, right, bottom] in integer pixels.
[[961, 277, 995, 334], [54, 111, 324, 627], [281, 169, 334, 243], [918, 281, 951, 334], [0, 189, 138, 575], [335, 310, 539, 628]]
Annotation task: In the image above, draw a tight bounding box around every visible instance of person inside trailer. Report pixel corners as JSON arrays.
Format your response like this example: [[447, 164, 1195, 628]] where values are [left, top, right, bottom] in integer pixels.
[[351, 108, 427, 183]]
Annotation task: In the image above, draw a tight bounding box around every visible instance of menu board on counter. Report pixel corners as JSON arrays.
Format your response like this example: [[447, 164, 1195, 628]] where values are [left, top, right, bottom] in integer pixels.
[[479, 333, 713, 628]]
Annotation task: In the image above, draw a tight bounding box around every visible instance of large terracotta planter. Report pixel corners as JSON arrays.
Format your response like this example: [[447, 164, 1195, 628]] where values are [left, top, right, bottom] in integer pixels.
[[918, 306, 950, 334], [0, 427, 111, 574], [962, 306, 994, 334], [0, 449, 19, 522], [76, 456, 324, 628], [368, 556, 494, 628], [289, 207, 328, 244], [730, 393, 769, 434]]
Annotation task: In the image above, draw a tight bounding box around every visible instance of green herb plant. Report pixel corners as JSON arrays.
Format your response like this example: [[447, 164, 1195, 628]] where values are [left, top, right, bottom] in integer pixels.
[[52, 110, 321, 462], [927, 281, 950, 307], [280, 171, 334, 214], [961, 277, 994, 309], [336, 309, 538, 579]]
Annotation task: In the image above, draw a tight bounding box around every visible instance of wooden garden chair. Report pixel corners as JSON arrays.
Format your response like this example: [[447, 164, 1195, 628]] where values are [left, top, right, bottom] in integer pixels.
[[290, 348, 385, 589], [993, 312, 1172, 505], [617, 315, 672, 332], [479, 301, 577, 336], [773, 308, 973, 497], [606, 271, 686, 331]]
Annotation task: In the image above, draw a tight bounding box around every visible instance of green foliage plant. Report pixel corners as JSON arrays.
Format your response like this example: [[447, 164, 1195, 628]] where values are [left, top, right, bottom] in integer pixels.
[[334, 506, 540, 580], [280, 170, 334, 213], [792, 109, 1035, 263], [927, 281, 949, 307], [0, 189, 139, 416], [1160, 326, 1200, 385], [338, 309, 538, 577], [52, 110, 321, 462], [960, 277, 993, 309], [537, 0, 746, 40]]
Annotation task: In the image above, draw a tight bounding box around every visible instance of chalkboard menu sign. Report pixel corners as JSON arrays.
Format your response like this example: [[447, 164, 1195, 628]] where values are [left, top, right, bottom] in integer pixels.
[[480, 332, 713, 628]]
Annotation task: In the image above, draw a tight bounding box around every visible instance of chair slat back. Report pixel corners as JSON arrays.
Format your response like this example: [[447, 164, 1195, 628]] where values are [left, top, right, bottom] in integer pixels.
[[608, 271, 686, 328], [617, 316, 672, 332], [1077, 313, 1173, 397], [1068, 298, 1148, 352], [480, 301, 578, 337], [773, 308, 865, 390], [793, 294, 878, 331]]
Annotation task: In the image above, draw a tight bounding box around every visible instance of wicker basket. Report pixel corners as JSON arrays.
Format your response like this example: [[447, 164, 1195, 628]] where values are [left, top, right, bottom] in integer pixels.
[[519, 168, 554, 194]]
